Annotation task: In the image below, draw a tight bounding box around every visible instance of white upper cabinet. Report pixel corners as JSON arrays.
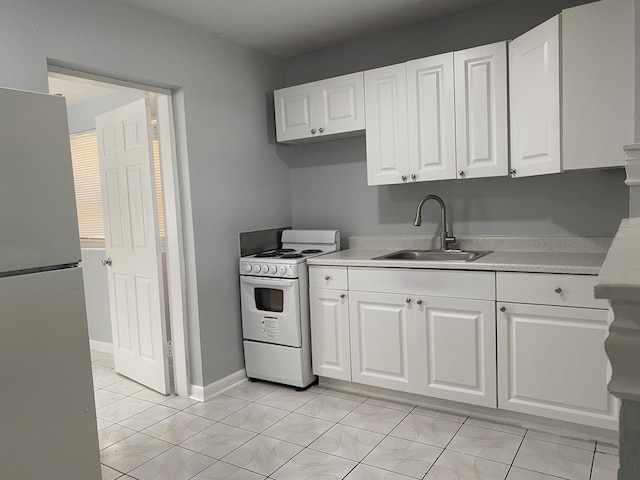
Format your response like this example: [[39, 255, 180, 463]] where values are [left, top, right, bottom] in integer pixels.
[[562, 0, 634, 170], [367, 42, 508, 185], [454, 42, 508, 179], [509, 15, 561, 178], [365, 64, 410, 186], [407, 53, 456, 182], [274, 72, 365, 143]]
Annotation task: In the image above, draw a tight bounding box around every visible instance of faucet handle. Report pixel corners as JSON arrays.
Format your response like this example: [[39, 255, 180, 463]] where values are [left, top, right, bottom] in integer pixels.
[[444, 235, 457, 250]]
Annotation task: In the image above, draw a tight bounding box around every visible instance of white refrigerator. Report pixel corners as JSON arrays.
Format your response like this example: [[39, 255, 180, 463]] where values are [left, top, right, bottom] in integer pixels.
[[0, 87, 101, 478]]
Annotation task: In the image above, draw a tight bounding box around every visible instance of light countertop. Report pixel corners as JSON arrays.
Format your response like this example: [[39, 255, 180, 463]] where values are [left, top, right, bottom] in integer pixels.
[[308, 249, 607, 275]]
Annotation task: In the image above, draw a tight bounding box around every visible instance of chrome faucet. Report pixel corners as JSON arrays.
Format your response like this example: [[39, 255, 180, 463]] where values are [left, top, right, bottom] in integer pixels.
[[413, 195, 456, 250]]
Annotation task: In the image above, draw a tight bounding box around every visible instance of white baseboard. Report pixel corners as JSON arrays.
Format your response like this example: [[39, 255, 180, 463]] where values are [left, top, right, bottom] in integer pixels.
[[190, 369, 247, 402], [89, 340, 113, 354]]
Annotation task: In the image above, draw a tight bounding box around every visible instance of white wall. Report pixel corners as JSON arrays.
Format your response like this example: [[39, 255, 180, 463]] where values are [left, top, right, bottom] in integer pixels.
[[0, 0, 291, 388], [283, 0, 629, 244], [81, 248, 112, 344]]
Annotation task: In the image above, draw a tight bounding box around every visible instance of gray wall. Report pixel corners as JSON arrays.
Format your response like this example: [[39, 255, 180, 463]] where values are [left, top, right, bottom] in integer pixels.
[[284, 0, 629, 244], [65, 91, 145, 134], [0, 0, 291, 387], [81, 248, 112, 344]]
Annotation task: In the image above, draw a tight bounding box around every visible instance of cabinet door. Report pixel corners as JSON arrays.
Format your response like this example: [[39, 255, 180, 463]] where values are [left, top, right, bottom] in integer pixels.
[[455, 42, 508, 179], [364, 64, 409, 186], [309, 288, 351, 381], [317, 72, 365, 137], [497, 302, 618, 430], [562, 0, 634, 170], [349, 291, 416, 392], [406, 53, 456, 182], [509, 15, 561, 178], [415, 297, 496, 407], [274, 82, 317, 142]]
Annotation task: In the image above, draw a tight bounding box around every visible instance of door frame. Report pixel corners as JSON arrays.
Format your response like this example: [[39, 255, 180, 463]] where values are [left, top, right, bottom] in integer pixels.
[[48, 64, 191, 398]]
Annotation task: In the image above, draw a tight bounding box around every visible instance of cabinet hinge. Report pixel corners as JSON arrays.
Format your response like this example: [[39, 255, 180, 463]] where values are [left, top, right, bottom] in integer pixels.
[[163, 340, 173, 359]]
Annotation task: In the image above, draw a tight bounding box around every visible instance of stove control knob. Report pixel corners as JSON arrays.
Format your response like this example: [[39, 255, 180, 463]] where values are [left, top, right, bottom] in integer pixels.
[[269, 265, 277, 274], [261, 265, 269, 273], [279, 266, 287, 276], [244, 264, 252, 273], [253, 264, 261, 273]]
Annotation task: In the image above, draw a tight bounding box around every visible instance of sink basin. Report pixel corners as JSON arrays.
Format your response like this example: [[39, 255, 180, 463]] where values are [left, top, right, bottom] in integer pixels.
[[372, 249, 492, 262]]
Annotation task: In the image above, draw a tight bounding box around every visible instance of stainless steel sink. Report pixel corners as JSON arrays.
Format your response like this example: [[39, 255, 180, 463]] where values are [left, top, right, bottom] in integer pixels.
[[372, 249, 492, 262]]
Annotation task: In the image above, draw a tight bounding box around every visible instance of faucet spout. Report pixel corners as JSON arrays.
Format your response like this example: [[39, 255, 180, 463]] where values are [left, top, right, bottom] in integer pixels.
[[413, 195, 456, 250]]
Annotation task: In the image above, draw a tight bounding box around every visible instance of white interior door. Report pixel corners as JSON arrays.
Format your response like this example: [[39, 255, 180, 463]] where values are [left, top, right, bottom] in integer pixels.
[[96, 98, 170, 394]]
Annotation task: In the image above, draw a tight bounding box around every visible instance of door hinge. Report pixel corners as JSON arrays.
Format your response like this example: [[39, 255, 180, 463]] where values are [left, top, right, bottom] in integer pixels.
[[148, 123, 158, 141], [157, 236, 167, 253], [164, 341, 173, 359]]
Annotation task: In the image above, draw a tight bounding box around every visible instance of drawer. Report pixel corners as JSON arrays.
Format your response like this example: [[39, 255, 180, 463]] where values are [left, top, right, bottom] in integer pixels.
[[348, 267, 495, 300], [309, 266, 348, 290], [497, 272, 608, 309]]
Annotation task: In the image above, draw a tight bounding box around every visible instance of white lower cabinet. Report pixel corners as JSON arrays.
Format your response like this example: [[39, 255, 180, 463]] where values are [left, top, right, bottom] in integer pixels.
[[415, 297, 497, 407], [349, 291, 417, 392], [496, 272, 618, 430], [309, 287, 351, 381], [309, 265, 617, 430]]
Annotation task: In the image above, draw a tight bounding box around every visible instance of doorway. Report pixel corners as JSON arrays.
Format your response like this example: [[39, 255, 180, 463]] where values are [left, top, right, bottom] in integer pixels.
[[47, 67, 190, 398]]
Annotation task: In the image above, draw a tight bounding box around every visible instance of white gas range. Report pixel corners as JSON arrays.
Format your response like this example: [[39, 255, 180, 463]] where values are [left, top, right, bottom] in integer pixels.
[[239, 230, 340, 389]]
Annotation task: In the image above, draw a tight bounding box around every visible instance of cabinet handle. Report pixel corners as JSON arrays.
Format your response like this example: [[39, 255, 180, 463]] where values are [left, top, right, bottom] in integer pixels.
[[555, 287, 562, 294], [401, 175, 407, 182], [311, 128, 316, 134], [510, 169, 517, 177], [458, 170, 465, 177], [319, 127, 324, 133], [324, 275, 331, 281], [500, 306, 506, 312], [406, 298, 411, 303], [416, 299, 423, 305], [410, 173, 416, 180], [340, 294, 346, 299]]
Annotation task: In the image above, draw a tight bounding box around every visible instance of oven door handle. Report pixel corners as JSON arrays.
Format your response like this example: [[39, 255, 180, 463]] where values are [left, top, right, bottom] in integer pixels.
[[241, 276, 297, 288]]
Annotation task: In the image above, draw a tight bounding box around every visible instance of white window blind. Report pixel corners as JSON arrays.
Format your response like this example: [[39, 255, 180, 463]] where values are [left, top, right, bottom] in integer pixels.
[[69, 129, 165, 240], [69, 131, 104, 239]]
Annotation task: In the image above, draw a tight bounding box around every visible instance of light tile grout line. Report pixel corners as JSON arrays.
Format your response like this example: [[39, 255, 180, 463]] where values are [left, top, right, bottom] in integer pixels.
[[503, 430, 528, 480]]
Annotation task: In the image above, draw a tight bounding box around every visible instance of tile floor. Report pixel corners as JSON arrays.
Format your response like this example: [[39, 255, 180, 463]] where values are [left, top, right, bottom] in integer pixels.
[[92, 350, 619, 480]]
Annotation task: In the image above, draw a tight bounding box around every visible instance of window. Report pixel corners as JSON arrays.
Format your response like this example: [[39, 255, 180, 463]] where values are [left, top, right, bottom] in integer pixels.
[[69, 129, 165, 241]]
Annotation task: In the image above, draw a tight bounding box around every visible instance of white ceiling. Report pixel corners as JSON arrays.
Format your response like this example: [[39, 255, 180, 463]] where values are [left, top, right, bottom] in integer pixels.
[[122, 0, 501, 58]]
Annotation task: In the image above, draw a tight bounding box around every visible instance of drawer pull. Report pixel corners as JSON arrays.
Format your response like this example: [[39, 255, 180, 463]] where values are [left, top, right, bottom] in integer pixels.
[[416, 300, 423, 305], [406, 298, 411, 304], [555, 287, 562, 294], [324, 275, 331, 281], [340, 294, 346, 299], [500, 306, 506, 312]]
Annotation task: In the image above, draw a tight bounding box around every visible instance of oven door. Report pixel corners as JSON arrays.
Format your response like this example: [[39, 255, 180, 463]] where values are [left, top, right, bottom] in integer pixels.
[[240, 275, 302, 347]]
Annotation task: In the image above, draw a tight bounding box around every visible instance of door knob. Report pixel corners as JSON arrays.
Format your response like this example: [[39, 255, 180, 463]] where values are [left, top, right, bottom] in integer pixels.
[[101, 257, 112, 267]]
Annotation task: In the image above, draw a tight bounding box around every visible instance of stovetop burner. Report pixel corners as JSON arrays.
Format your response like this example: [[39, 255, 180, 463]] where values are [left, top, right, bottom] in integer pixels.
[[254, 251, 281, 258], [281, 253, 303, 259]]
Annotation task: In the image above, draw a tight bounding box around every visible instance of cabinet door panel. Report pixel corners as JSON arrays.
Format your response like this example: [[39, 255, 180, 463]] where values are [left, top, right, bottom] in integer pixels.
[[509, 15, 561, 177], [274, 83, 316, 142], [416, 297, 496, 407], [318, 72, 365, 136], [455, 42, 508, 179], [562, 0, 634, 170], [310, 288, 351, 381], [364, 64, 409, 185], [349, 291, 416, 392], [407, 53, 456, 181], [497, 302, 618, 430]]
